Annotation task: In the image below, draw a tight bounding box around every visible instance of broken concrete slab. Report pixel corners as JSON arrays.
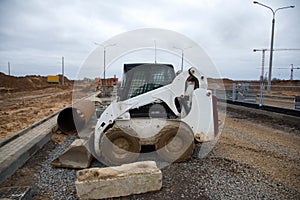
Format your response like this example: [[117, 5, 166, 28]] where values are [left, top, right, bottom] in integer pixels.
[[51, 139, 92, 169], [75, 161, 162, 199]]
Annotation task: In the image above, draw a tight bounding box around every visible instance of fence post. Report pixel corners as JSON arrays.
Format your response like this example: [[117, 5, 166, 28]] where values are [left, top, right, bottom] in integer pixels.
[[295, 95, 300, 110], [213, 84, 217, 96], [259, 83, 264, 106], [232, 83, 236, 102]]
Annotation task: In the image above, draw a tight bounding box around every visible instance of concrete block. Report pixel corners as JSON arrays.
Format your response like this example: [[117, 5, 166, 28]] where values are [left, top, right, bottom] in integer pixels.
[[75, 161, 162, 199], [51, 139, 92, 169]]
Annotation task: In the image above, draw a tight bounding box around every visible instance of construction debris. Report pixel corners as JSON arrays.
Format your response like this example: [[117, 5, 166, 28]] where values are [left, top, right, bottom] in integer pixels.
[[75, 161, 162, 199], [51, 139, 92, 169]]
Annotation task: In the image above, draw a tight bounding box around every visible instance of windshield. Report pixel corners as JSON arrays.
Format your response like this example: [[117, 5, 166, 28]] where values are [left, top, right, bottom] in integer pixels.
[[120, 63, 175, 100]]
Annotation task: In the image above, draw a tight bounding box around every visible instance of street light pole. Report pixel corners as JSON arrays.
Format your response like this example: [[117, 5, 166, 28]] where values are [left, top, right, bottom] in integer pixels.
[[62, 56, 64, 85], [154, 40, 157, 64], [253, 1, 295, 94], [103, 48, 106, 79], [94, 42, 116, 80], [8, 62, 10, 76]]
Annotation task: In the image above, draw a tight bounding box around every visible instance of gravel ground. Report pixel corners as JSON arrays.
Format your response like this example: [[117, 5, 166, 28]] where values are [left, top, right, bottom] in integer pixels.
[[28, 139, 300, 199], [33, 135, 78, 199], [1, 104, 299, 199]]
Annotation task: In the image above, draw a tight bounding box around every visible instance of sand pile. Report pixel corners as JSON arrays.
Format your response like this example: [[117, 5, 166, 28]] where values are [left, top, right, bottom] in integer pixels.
[[0, 73, 73, 92]]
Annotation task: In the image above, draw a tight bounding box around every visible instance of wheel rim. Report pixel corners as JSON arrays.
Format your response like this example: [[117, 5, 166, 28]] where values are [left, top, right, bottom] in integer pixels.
[[111, 137, 132, 159], [100, 128, 140, 165], [156, 124, 195, 163], [165, 136, 184, 153]]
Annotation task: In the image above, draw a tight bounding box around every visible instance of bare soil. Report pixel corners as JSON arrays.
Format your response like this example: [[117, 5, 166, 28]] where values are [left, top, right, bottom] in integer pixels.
[[216, 111, 300, 191], [0, 73, 73, 141]]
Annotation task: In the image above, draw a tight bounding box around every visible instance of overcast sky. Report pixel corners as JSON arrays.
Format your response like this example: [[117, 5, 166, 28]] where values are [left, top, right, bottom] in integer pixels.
[[0, 0, 299, 80]]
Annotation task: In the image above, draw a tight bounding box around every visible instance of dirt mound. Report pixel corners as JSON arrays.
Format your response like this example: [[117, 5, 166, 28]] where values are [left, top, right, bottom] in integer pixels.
[[208, 78, 300, 86], [272, 79, 300, 86], [0, 73, 73, 92], [208, 78, 234, 86]]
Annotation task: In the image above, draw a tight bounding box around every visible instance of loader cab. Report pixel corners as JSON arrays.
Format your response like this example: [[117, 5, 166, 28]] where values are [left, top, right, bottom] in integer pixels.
[[119, 63, 176, 101]]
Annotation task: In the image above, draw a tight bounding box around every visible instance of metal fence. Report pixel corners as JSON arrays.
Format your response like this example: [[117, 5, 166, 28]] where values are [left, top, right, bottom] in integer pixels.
[[210, 83, 300, 110]]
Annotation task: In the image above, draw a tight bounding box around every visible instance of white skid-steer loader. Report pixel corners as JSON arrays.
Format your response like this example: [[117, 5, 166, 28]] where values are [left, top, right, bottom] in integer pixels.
[[89, 63, 219, 166]]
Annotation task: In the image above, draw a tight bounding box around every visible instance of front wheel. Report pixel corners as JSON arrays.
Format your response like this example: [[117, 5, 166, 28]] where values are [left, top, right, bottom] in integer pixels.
[[100, 127, 141, 166], [156, 124, 195, 163]]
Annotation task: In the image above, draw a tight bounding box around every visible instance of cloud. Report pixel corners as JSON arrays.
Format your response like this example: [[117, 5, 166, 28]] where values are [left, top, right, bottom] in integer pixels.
[[0, 0, 299, 80]]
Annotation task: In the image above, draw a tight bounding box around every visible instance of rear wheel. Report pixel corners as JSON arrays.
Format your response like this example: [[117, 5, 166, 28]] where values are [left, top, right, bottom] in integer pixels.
[[100, 127, 141, 166], [156, 124, 195, 163]]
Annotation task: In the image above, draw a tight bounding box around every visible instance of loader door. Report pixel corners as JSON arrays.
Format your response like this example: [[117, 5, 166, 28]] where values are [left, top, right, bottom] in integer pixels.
[[120, 63, 175, 100]]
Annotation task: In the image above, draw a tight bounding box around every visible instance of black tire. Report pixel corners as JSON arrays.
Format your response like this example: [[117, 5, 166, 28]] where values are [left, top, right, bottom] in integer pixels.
[[100, 129, 141, 166], [87, 132, 101, 161], [156, 124, 195, 163]]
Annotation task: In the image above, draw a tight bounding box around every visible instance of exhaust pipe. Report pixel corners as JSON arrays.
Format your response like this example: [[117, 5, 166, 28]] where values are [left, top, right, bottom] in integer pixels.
[[57, 100, 95, 134]]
